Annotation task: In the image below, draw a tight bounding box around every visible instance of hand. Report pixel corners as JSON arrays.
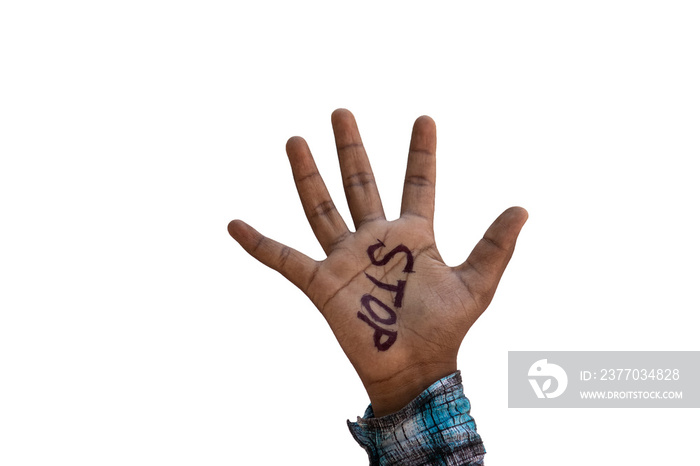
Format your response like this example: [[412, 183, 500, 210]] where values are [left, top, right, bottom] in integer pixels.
[[228, 109, 528, 416]]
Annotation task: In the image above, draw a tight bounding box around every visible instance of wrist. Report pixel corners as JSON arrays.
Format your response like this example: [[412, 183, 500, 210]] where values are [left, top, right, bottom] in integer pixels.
[[364, 360, 457, 417], [348, 370, 485, 465]]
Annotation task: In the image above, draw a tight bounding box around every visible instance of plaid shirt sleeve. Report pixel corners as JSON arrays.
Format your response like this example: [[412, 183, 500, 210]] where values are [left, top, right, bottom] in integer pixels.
[[347, 371, 486, 466]]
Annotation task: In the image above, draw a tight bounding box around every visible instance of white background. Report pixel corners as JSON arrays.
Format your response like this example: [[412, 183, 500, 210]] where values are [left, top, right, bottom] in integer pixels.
[[1, 1, 698, 465]]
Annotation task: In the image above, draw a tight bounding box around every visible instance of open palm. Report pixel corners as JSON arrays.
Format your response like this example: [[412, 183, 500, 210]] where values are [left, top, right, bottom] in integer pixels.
[[228, 109, 527, 416]]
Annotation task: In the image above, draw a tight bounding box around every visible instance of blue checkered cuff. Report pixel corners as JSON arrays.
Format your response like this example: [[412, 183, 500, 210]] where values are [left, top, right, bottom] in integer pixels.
[[347, 371, 485, 466]]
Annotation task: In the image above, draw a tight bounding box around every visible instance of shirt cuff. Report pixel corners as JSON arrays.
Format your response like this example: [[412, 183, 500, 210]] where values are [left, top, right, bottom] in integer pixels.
[[347, 371, 485, 466]]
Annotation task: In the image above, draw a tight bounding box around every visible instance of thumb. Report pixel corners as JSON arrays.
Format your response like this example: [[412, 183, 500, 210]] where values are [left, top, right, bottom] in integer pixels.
[[456, 206, 528, 310]]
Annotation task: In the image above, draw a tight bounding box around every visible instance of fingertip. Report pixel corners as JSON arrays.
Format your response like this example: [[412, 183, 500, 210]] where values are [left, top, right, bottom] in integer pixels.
[[409, 115, 437, 155], [413, 116, 436, 141], [505, 206, 529, 225], [414, 114, 435, 127], [227, 219, 242, 238], [285, 136, 307, 154], [493, 207, 529, 246], [331, 108, 355, 125], [227, 219, 254, 242]]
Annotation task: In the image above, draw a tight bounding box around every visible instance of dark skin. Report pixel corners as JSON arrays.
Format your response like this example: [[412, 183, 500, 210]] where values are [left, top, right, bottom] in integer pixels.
[[228, 109, 528, 417]]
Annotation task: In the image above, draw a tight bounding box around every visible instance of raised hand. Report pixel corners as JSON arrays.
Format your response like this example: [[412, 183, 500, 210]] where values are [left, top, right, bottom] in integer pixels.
[[228, 109, 527, 416]]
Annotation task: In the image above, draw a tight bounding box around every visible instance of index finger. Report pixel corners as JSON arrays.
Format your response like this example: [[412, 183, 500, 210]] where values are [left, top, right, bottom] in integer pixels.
[[400, 115, 437, 225]]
